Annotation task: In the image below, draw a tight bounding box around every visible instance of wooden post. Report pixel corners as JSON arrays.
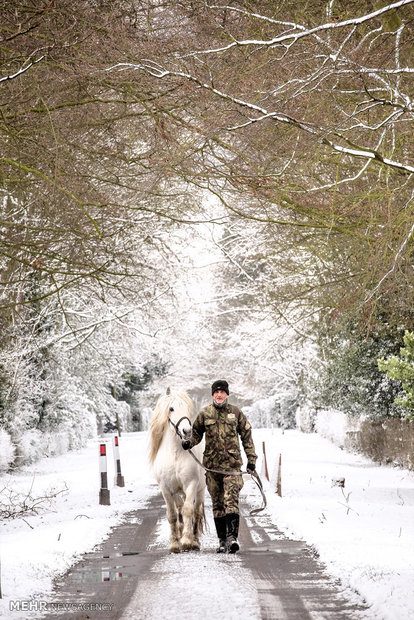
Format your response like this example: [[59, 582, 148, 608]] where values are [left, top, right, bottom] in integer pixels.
[[276, 453, 282, 497], [262, 441, 269, 481]]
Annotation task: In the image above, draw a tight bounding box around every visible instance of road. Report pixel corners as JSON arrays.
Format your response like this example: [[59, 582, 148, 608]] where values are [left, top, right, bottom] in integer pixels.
[[43, 487, 371, 620]]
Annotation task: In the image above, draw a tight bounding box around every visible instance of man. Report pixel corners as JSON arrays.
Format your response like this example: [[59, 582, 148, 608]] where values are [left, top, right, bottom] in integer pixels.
[[182, 379, 257, 554]]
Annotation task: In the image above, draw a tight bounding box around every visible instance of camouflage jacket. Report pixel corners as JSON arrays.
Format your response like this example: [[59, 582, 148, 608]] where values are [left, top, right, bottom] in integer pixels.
[[190, 402, 257, 471]]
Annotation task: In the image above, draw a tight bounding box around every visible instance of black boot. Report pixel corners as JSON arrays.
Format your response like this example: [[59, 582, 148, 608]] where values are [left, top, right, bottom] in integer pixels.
[[214, 516, 227, 553], [226, 513, 240, 554]]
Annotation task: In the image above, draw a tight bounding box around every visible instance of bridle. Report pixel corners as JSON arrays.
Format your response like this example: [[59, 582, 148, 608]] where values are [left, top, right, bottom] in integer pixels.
[[167, 406, 267, 516], [168, 407, 192, 440]]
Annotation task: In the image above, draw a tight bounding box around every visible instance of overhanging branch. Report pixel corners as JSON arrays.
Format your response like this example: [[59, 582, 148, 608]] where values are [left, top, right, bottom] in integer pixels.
[[105, 61, 414, 175], [193, 0, 414, 56]]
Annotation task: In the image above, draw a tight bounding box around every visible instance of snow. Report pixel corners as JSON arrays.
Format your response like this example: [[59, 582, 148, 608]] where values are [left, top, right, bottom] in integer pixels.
[[122, 500, 262, 620], [0, 431, 15, 472], [0, 433, 156, 617], [122, 551, 261, 620], [1, 429, 413, 619], [258, 429, 414, 620]]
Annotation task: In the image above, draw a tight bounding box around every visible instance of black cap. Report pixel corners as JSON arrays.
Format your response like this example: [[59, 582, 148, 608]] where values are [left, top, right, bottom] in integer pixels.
[[211, 380, 229, 395]]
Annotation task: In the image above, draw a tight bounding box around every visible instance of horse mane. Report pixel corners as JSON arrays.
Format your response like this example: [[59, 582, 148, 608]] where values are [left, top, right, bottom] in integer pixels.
[[149, 390, 195, 464]]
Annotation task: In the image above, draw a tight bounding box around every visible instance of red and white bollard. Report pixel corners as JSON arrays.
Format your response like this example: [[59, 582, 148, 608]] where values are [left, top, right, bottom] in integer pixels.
[[99, 443, 111, 505], [113, 436, 125, 487]]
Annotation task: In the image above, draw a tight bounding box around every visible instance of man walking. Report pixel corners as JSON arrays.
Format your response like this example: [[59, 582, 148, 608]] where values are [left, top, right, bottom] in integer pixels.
[[182, 379, 257, 553]]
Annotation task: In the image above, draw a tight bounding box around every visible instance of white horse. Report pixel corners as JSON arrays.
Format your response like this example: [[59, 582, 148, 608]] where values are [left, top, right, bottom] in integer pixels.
[[149, 389, 206, 553]]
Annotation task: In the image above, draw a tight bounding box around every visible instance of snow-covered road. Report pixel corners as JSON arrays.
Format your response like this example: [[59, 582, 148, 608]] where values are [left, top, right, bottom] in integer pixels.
[[42, 490, 369, 620], [0, 429, 413, 619]]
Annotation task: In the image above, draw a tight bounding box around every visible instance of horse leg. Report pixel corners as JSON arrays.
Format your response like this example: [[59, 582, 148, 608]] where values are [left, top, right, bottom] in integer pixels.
[[175, 495, 184, 541], [162, 489, 181, 553], [180, 483, 199, 551], [193, 488, 205, 548]]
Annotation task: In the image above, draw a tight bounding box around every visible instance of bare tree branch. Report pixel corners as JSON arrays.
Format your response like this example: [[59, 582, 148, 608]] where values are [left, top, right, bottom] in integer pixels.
[[190, 0, 414, 56], [106, 61, 414, 174]]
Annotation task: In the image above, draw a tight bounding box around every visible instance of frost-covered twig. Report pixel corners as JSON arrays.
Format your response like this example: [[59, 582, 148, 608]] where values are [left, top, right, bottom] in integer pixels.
[[0, 55, 45, 83], [107, 62, 414, 174], [192, 0, 414, 56], [396, 489, 405, 506], [364, 214, 414, 303], [0, 480, 69, 520], [339, 488, 360, 516]]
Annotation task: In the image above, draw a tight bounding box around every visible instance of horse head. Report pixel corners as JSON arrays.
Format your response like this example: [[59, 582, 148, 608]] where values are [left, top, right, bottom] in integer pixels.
[[168, 405, 193, 440], [149, 390, 195, 463]]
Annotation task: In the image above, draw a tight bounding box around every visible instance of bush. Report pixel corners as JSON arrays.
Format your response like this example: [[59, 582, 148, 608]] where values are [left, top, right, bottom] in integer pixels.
[[378, 330, 414, 417], [0, 429, 15, 472], [13, 429, 44, 466], [311, 328, 406, 419]]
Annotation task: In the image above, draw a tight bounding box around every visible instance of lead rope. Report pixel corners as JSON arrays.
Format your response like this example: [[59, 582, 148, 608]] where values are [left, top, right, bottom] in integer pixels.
[[186, 447, 267, 516], [168, 415, 267, 515]]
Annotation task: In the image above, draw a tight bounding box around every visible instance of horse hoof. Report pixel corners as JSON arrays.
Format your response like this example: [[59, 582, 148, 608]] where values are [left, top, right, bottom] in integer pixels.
[[181, 542, 200, 552], [169, 545, 181, 553]]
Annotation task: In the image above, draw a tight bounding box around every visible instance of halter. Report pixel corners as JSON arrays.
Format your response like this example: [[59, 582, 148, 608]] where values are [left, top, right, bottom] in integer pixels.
[[168, 407, 192, 440]]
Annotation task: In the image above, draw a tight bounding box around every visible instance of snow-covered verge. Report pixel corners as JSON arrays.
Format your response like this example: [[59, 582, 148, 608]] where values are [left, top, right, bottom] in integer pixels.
[[0, 429, 413, 620], [297, 405, 414, 470], [255, 428, 414, 620], [0, 432, 156, 618]]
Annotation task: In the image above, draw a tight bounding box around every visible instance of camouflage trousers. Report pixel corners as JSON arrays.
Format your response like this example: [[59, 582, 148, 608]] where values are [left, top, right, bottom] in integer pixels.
[[205, 471, 244, 518]]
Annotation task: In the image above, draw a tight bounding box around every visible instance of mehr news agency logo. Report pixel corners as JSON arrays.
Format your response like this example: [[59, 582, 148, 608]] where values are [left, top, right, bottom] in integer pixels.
[[9, 600, 114, 612]]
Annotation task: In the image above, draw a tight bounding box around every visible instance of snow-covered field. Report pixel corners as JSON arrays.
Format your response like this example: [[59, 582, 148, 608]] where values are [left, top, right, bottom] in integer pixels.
[[0, 429, 413, 620]]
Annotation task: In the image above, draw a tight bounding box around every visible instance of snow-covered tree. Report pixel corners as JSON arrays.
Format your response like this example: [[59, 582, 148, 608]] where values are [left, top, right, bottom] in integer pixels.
[[112, 0, 414, 330], [378, 330, 414, 416], [310, 323, 407, 419], [2, 0, 413, 463]]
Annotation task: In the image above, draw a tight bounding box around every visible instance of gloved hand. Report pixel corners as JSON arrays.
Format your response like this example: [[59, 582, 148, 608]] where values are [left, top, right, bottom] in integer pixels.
[[182, 439, 191, 450], [246, 462, 256, 473]]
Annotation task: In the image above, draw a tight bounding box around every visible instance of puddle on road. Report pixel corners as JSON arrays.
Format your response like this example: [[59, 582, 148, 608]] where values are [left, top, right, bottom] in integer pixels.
[[68, 568, 126, 584], [68, 565, 138, 584], [67, 552, 144, 584], [102, 552, 140, 558]]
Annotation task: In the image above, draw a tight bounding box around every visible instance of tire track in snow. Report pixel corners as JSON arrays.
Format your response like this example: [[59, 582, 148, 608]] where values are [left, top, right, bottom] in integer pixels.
[[43, 490, 372, 619], [239, 502, 372, 619]]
